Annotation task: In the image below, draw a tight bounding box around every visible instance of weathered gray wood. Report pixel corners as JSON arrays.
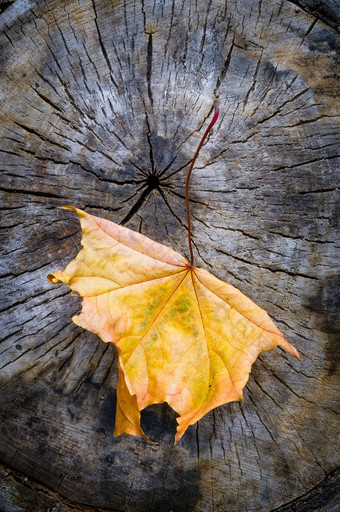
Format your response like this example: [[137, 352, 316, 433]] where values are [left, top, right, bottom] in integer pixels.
[[0, 0, 339, 511]]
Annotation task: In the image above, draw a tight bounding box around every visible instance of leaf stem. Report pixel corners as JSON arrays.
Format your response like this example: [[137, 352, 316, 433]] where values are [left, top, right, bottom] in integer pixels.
[[185, 100, 220, 266]]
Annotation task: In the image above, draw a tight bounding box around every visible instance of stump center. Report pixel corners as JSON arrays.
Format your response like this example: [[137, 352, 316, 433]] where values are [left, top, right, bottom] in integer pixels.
[[146, 173, 160, 190]]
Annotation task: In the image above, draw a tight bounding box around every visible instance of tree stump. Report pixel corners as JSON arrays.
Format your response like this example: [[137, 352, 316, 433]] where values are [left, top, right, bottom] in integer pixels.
[[0, 1, 339, 511]]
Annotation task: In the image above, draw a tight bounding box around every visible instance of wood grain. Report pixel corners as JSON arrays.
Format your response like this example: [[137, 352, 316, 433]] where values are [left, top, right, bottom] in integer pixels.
[[0, 0, 339, 511]]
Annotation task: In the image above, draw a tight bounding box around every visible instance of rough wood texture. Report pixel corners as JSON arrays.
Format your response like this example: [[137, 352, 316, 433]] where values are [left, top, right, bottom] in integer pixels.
[[0, 0, 339, 511]]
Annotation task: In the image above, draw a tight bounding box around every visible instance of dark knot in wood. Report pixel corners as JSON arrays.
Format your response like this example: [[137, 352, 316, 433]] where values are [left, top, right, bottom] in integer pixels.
[[145, 173, 160, 191]]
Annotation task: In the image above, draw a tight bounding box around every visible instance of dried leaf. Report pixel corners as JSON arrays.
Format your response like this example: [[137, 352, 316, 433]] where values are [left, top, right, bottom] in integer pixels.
[[48, 206, 299, 443]]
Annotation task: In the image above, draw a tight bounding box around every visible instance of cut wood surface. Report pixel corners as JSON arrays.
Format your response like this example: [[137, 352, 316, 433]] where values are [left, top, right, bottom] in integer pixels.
[[0, 0, 339, 511]]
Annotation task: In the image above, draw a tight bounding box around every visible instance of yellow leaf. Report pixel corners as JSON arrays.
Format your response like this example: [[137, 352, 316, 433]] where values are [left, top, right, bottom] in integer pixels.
[[48, 206, 299, 443], [114, 361, 152, 443]]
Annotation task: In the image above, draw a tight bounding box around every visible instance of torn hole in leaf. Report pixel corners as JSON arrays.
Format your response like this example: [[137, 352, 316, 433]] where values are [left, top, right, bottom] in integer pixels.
[[141, 403, 179, 444]]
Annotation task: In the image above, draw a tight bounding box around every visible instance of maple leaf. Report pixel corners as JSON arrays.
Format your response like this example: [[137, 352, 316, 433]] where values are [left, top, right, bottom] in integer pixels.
[[48, 101, 299, 443], [48, 206, 299, 443]]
